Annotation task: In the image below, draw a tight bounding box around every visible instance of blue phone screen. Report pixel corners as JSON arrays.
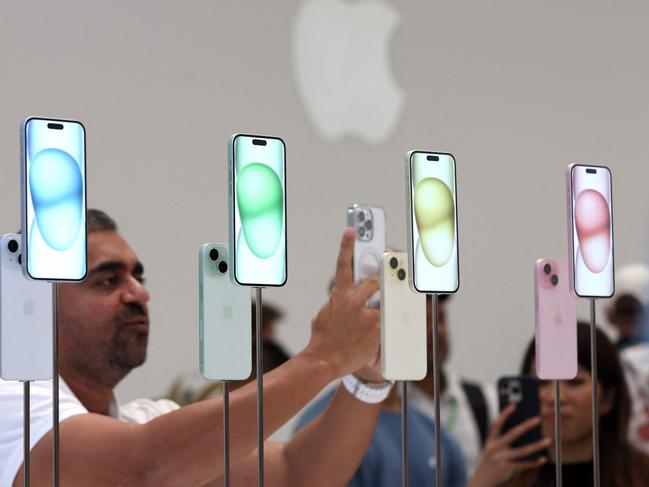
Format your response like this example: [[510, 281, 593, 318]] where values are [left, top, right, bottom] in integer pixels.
[[24, 118, 87, 280]]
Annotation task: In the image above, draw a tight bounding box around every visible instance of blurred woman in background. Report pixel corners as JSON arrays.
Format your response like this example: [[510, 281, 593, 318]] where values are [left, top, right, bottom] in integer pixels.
[[467, 322, 649, 487]]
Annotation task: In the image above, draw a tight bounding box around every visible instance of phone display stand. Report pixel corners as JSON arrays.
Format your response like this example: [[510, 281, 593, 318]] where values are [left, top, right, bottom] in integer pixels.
[[401, 381, 408, 487], [52, 283, 60, 487], [255, 287, 264, 487], [223, 380, 231, 487], [554, 380, 562, 487], [23, 381, 31, 487], [428, 294, 442, 487], [589, 299, 600, 487]]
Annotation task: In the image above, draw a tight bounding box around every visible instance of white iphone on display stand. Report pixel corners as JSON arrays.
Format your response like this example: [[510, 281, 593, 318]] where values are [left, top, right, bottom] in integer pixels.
[[0, 234, 53, 380], [380, 251, 426, 381]]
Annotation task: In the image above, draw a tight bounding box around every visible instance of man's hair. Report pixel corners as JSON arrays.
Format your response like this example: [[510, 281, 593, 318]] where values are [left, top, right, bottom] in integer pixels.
[[87, 209, 117, 233]]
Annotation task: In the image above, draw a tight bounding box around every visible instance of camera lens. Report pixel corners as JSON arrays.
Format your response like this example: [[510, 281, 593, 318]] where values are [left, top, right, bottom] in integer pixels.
[[218, 261, 228, 273], [398, 269, 406, 281], [7, 240, 18, 253], [358, 211, 365, 222], [209, 248, 219, 261], [358, 227, 365, 237], [389, 257, 398, 269], [551, 275, 559, 286], [364, 220, 373, 231], [543, 263, 551, 275], [18, 254, 22, 265]]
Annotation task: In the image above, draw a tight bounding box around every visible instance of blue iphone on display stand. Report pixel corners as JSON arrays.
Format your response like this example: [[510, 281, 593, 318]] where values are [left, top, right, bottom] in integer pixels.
[[21, 117, 87, 282]]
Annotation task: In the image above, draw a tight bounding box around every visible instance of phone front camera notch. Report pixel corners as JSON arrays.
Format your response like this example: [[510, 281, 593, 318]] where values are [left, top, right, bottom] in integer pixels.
[[586, 168, 597, 174], [47, 123, 64, 130], [252, 139, 267, 146], [427, 155, 439, 162]]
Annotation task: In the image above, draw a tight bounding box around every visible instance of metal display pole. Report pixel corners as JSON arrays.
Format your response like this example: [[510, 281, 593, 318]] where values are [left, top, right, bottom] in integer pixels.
[[255, 287, 264, 487], [590, 299, 600, 487], [223, 380, 230, 487], [52, 283, 59, 487], [429, 294, 442, 487], [554, 380, 562, 487], [23, 381, 30, 487], [401, 381, 408, 487]]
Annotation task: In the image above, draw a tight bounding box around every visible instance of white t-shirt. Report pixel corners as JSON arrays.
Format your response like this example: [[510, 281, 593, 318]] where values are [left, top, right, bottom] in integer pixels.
[[0, 378, 179, 487], [408, 372, 498, 474]]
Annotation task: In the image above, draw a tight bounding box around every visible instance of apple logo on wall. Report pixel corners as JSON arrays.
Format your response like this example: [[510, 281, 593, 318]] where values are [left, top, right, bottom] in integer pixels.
[[293, 0, 404, 144]]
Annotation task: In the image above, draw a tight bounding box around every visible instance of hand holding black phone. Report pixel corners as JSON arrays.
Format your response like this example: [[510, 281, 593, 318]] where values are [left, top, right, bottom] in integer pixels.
[[497, 376, 545, 460]]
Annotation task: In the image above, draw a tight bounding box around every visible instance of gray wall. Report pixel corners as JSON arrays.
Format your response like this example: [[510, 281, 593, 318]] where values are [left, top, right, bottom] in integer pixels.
[[1, 1, 647, 403]]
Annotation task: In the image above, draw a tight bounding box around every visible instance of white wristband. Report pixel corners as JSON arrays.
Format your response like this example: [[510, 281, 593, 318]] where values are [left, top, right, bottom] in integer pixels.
[[342, 374, 393, 404]]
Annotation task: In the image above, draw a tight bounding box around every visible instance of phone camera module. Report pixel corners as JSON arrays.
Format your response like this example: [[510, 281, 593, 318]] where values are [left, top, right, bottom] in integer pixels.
[[209, 249, 219, 261], [397, 269, 406, 281], [389, 257, 399, 269], [7, 240, 18, 253], [543, 263, 551, 275], [551, 275, 559, 286], [364, 220, 373, 231], [358, 226, 366, 237], [358, 211, 365, 222], [218, 261, 228, 273], [17, 254, 22, 265]]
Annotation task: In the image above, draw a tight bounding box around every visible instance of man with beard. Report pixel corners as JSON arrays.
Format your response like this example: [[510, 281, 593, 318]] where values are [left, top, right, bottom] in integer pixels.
[[0, 209, 388, 487]]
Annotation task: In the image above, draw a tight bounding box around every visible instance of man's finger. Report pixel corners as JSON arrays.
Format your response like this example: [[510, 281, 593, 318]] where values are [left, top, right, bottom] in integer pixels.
[[333, 228, 356, 293], [365, 308, 380, 322], [355, 276, 380, 303]]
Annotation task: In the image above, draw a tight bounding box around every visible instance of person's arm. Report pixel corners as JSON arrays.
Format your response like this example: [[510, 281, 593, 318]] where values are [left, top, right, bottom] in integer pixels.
[[14, 229, 381, 487], [282, 384, 380, 486], [206, 385, 382, 487]]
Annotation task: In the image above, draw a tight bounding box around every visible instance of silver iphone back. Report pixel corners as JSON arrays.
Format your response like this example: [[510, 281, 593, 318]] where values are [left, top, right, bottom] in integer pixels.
[[0, 234, 53, 380], [199, 243, 252, 381], [346, 204, 386, 307]]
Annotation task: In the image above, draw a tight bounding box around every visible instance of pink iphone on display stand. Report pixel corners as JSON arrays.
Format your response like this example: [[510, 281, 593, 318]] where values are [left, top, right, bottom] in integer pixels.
[[566, 164, 614, 298], [534, 259, 577, 380]]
